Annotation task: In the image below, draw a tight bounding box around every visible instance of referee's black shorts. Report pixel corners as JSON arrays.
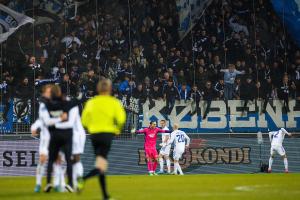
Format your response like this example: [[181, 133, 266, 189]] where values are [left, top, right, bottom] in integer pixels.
[[90, 133, 114, 159]]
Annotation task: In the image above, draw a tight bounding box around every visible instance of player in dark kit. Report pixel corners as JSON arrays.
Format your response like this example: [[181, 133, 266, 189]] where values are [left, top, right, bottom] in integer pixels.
[[39, 85, 74, 192]]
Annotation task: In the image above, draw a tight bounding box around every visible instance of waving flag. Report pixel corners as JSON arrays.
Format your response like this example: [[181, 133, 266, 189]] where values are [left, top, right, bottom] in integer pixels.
[[176, 0, 212, 41], [0, 4, 34, 43], [271, 0, 300, 47]]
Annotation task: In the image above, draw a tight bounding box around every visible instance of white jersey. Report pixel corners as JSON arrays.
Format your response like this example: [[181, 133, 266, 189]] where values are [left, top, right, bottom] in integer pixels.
[[31, 118, 50, 155], [161, 126, 170, 142], [269, 128, 289, 146], [160, 126, 171, 156], [168, 129, 190, 150], [55, 106, 86, 154]]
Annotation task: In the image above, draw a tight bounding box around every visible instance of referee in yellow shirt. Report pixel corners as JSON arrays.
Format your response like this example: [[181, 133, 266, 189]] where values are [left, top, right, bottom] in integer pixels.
[[80, 78, 126, 200]]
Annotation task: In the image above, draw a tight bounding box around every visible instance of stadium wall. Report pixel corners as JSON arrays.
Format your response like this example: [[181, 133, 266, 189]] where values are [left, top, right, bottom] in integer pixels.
[[1, 99, 300, 134], [141, 100, 300, 133], [0, 135, 299, 176]]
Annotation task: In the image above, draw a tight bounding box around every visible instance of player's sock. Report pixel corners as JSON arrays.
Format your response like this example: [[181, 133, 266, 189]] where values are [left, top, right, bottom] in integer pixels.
[[166, 159, 171, 173], [175, 163, 183, 175], [98, 171, 109, 199], [60, 165, 66, 189], [84, 168, 99, 180], [147, 161, 153, 173], [77, 162, 84, 177], [36, 163, 45, 186], [53, 164, 60, 188], [73, 162, 84, 187], [159, 157, 164, 172], [268, 157, 273, 170], [284, 158, 288, 171], [153, 161, 158, 172], [73, 163, 78, 188], [173, 163, 178, 174]]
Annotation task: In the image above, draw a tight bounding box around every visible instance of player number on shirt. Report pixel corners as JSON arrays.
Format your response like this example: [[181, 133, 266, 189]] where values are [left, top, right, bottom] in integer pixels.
[[273, 132, 279, 138], [176, 134, 185, 143]]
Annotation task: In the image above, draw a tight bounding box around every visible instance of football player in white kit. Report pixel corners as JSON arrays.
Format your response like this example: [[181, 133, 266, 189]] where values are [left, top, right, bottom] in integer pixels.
[[31, 119, 50, 192], [158, 120, 171, 174], [268, 128, 292, 173], [55, 104, 86, 191], [32, 85, 67, 192], [165, 123, 190, 175]]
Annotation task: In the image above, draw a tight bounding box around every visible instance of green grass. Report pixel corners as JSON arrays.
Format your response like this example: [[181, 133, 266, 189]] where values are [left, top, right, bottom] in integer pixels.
[[0, 174, 299, 200]]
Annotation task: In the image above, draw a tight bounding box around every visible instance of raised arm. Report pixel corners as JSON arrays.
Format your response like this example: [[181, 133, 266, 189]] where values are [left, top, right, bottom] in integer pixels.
[[281, 128, 292, 137], [136, 128, 147, 134], [55, 106, 78, 129], [156, 128, 171, 133], [235, 69, 245, 75], [268, 132, 274, 142]]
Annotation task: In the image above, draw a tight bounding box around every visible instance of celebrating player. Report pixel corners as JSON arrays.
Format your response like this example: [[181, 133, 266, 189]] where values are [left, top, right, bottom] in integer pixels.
[[39, 85, 74, 192], [268, 128, 292, 173], [134, 121, 171, 175], [166, 123, 190, 175], [158, 120, 171, 174], [55, 103, 86, 191], [31, 85, 51, 192]]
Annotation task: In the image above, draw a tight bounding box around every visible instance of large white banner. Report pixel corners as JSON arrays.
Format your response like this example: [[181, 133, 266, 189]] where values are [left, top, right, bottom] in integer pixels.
[[176, 0, 212, 40], [0, 4, 34, 43]]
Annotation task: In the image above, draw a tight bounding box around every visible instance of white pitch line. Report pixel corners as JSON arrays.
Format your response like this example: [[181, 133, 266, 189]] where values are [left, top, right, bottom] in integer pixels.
[[234, 185, 270, 192]]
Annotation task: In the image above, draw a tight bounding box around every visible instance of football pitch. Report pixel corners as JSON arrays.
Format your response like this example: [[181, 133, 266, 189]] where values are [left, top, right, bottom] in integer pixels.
[[0, 174, 299, 200]]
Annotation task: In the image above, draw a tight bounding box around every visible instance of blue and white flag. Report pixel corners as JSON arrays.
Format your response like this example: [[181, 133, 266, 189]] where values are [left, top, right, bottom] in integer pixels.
[[0, 4, 34, 43], [271, 0, 300, 47], [176, 0, 212, 41]]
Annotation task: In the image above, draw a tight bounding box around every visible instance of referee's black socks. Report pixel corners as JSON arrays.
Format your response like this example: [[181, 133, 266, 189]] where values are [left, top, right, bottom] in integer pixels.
[[83, 168, 99, 180], [84, 168, 109, 199]]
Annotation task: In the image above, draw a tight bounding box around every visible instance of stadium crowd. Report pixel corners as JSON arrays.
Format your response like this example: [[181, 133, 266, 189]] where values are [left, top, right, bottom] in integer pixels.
[[1, 0, 300, 121]]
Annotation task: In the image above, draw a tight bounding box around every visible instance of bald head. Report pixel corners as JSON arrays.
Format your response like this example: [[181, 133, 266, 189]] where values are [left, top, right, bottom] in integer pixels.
[[97, 78, 112, 95], [173, 123, 179, 130]]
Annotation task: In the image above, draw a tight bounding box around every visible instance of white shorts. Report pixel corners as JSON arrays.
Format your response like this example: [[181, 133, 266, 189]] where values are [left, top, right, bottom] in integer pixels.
[[39, 135, 49, 156], [173, 148, 185, 160], [270, 145, 286, 156], [72, 132, 86, 155], [160, 145, 171, 156]]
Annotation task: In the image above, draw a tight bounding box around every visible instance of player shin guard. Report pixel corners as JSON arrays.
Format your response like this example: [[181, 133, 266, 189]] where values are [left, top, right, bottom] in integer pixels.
[[159, 157, 164, 172], [268, 157, 273, 170], [166, 159, 171, 173], [36, 163, 45, 186], [284, 158, 288, 171]]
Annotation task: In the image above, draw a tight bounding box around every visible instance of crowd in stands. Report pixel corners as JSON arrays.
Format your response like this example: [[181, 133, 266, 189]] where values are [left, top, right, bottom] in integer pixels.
[[1, 0, 300, 121]]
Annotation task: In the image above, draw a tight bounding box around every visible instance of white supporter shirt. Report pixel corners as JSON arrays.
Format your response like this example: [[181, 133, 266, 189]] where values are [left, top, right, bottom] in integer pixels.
[[168, 130, 190, 150], [269, 128, 290, 146], [161, 126, 170, 142]]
